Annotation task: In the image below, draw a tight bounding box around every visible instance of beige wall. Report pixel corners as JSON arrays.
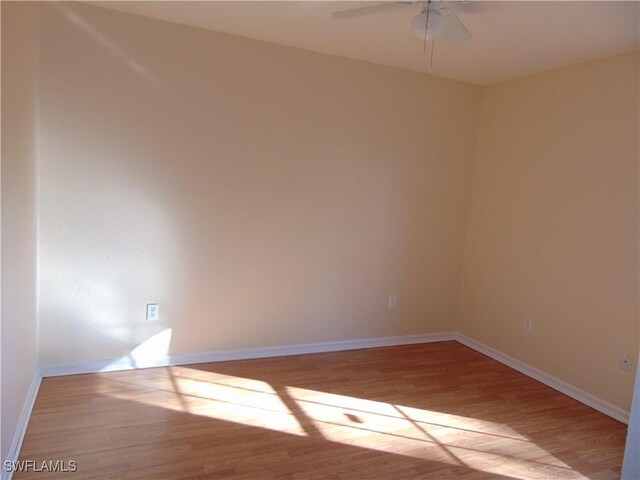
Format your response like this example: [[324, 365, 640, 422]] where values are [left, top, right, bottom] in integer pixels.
[[30, 2, 640, 414], [37, 3, 480, 365], [1, 0, 40, 466], [458, 52, 639, 411]]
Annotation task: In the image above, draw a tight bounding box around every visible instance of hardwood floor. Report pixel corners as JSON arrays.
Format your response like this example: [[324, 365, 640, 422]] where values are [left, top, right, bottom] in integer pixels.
[[16, 341, 627, 479]]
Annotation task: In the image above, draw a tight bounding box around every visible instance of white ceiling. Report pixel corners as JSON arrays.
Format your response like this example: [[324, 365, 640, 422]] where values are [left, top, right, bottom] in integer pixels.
[[88, 1, 639, 85]]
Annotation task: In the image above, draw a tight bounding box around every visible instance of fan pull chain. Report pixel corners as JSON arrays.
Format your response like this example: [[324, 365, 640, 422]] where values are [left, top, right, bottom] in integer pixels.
[[429, 40, 435, 73], [423, 0, 435, 74], [422, 0, 430, 55]]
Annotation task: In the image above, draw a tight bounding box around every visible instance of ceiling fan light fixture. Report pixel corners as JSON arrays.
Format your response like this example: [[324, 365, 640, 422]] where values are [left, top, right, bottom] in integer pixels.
[[411, 11, 446, 40]]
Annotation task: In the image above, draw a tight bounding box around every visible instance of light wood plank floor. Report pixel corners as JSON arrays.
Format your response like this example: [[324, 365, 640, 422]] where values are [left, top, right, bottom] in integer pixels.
[[16, 341, 627, 479]]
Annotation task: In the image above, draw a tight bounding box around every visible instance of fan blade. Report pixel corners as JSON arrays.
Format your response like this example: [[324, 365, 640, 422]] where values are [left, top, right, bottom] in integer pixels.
[[439, 8, 471, 45], [333, 2, 416, 19], [455, 0, 491, 14]]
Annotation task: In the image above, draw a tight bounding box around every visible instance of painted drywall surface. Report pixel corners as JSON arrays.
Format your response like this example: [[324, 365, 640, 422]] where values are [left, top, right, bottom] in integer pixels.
[[1, 1, 39, 466], [37, 3, 480, 365], [458, 52, 640, 411]]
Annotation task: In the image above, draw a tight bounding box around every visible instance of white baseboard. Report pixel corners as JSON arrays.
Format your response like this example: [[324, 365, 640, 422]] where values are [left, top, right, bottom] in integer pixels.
[[455, 333, 630, 424], [2, 371, 42, 480], [40, 332, 457, 377]]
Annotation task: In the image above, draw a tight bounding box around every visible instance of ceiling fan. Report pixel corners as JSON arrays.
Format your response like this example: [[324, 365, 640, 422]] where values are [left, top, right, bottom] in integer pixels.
[[332, 1, 472, 46]]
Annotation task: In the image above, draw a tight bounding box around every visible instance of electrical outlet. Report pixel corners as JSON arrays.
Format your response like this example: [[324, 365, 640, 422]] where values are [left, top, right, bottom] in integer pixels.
[[524, 317, 533, 333], [388, 295, 397, 309], [146, 303, 159, 321], [620, 353, 633, 372]]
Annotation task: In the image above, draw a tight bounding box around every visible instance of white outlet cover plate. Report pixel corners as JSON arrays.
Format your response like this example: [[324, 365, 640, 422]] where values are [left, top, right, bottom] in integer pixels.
[[620, 353, 633, 371], [388, 295, 397, 309], [146, 304, 159, 321]]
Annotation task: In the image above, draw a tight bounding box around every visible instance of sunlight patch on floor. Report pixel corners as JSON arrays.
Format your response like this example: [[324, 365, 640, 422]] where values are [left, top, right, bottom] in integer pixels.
[[164, 367, 282, 394], [287, 386, 584, 480], [103, 367, 587, 479], [102, 368, 307, 436]]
